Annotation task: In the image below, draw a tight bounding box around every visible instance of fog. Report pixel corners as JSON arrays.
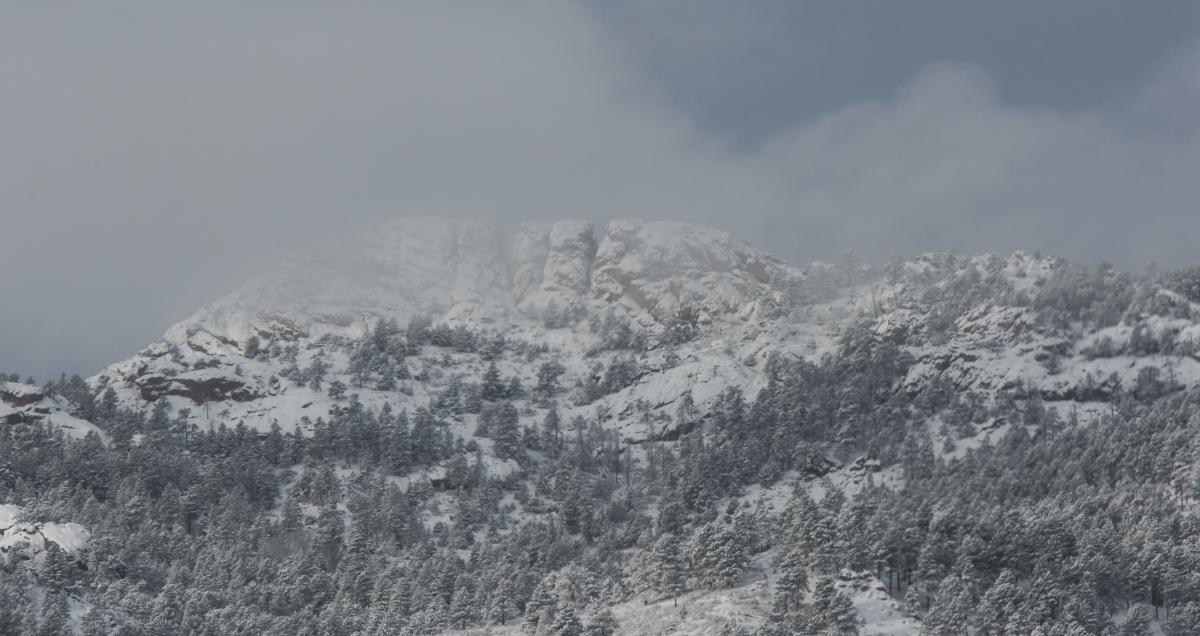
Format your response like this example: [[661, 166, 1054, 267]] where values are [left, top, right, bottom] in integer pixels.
[[2, 1, 1199, 378]]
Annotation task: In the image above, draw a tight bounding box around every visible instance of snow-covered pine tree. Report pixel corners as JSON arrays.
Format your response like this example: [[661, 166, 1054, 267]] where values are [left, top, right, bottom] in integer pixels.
[[687, 518, 749, 589], [810, 577, 858, 635], [648, 531, 686, 604], [772, 547, 808, 615], [582, 604, 618, 636]]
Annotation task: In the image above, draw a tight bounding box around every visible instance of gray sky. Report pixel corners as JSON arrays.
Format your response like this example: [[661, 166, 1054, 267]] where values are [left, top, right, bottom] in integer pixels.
[[2, 1, 1200, 379]]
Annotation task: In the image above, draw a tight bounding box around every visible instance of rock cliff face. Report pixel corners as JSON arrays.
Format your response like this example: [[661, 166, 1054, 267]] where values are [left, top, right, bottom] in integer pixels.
[[591, 219, 787, 316], [512, 219, 595, 315], [133, 218, 789, 349]]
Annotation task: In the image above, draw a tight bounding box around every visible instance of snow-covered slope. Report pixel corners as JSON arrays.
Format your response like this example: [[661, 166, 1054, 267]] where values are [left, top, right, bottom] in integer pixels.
[[89, 218, 811, 441]]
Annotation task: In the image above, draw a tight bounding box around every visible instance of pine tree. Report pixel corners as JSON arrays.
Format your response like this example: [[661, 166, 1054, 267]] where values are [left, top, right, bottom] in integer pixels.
[[0, 576, 27, 635], [1001, 605, 1040, 636], [487, 584, 516, 626], [37, 591, 70, 636], [148, 580, 186, 633], [449, 583, 477, 630], [551, 603, 583, 636], [976, 569, 1023, 635], [689, 519, 749, 589], [541, 402, 563, 457], [78, 608, 109, 636], [1164, 601, 1200, 636], [410, 408, 438, 465], [772, 547, 808, 615], [39, 543, 71, 591], [492, 401, 523, 461], [582, 605, 619, 636], [1120, 604, 1153, 636], [313, 502, 344, 571], [648, 532, 686, 604], [537, 360, 566, 398], [244, 335, 261, 358], [923, 575, 974, 635], [811, 577, 858, 635], [657, 498, 686, 536], [481, 362, 506, 402], [386, 409, 412, 473]]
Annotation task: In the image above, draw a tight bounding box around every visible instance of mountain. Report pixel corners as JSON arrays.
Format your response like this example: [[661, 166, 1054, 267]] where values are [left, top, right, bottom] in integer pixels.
[[6, 217, 1200, 634], [90, 218, 1200, 447], [90, 218, 805, 443]]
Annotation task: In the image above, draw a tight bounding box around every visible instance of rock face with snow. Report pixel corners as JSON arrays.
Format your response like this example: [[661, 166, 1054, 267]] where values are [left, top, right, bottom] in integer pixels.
[[591, 219, 789, 321], [89, 218, 810, 441], [83, 217, 1200, 449], [512, 219, 595, 314], [0, 504, 90, 561], [127, 217, 790, 345], [0, 381, 105, 439]]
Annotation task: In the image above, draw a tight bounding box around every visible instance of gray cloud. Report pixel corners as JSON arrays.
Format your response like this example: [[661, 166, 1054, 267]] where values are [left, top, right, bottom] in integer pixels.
[[1, 2, 1199, 378], [590, 0, 1200, 147], [756, 48, 1200, 267]]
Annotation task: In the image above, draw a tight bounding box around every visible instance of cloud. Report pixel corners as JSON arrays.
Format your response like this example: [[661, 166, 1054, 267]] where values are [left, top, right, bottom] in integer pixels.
[[0, 2, 1198, 376], [758, 45, 1200, 266]]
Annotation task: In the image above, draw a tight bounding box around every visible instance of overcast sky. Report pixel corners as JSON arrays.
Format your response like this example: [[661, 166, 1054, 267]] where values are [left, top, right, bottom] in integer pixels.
[[3, 1, 1200, 379]]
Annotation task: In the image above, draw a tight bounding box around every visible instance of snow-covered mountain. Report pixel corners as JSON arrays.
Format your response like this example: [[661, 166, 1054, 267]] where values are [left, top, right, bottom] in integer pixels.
[[89, 218, 809, 442], [10, 217, 1200, 635], [90, 218, 1200, 447]]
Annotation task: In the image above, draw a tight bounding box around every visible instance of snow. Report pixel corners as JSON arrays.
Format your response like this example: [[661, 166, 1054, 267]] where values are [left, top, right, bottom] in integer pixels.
[[446, 554, 776, 636], [0, 380, 44, 401], [0, 503, 20, 528], [836, 572, 920, 635], [37, 520, 91, 554], [444, 558, 921, 636], [738, 475, 801, 515], [45, 411, 106, 440], [0, 504, 90, 556]]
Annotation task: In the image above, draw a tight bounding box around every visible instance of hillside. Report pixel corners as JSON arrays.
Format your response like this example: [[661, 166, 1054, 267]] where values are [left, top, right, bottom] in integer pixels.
[[4, 218, 1200, 634]]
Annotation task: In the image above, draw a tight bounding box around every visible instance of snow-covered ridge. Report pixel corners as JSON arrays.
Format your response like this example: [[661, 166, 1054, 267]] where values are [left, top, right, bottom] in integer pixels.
[[85, 217, 1200, 446]]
